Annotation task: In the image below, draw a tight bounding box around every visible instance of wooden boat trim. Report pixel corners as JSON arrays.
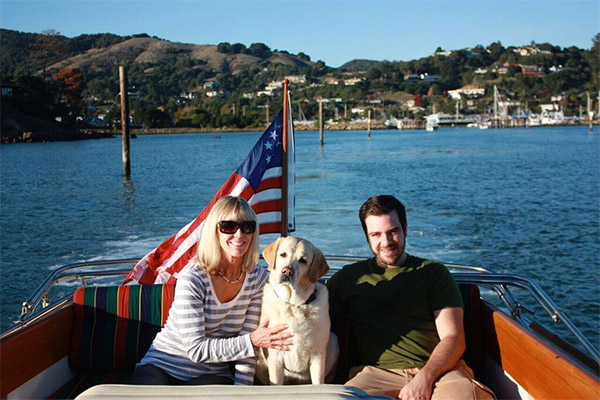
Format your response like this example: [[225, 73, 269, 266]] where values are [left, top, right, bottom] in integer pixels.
[[0, 302, 73, 397], [482, 303, 600, 399]]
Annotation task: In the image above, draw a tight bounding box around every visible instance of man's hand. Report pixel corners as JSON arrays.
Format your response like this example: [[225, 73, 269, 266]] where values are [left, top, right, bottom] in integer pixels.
[[398, 307, 465, 399], [397, 371, 433, 400]]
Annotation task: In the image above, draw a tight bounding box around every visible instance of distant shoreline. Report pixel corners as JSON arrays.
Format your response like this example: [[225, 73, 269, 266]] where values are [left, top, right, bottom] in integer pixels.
[[82, 120, 596, 137], [80, 121, 392, 136]]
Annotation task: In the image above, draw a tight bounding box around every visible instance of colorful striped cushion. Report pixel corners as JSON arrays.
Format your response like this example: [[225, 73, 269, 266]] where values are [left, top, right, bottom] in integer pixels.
[[69, 284, 175, 372]]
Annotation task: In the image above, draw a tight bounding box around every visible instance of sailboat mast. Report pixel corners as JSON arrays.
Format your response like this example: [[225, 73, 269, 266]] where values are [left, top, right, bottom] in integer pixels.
[[493, 85, 498, 124]]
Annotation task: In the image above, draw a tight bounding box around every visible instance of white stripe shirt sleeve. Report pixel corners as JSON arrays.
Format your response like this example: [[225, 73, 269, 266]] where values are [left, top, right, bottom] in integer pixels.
[[234, 268, 268, 385], [175, 271, 255, 363]]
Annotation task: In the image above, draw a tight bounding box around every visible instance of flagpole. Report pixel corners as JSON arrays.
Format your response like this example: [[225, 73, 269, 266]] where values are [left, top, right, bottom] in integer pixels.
[[281, 79, 289, 237]]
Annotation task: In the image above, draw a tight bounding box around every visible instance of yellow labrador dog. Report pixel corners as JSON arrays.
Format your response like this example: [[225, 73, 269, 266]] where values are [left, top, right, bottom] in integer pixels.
[[256, 236, 339, 385]]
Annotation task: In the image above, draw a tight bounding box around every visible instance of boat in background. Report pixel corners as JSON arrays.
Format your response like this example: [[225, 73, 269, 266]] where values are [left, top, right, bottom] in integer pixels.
[[426, 112, 478, 127], [528, 114, 542, 127], [425, 121, 438, 131], [1, 257, 598, 399]]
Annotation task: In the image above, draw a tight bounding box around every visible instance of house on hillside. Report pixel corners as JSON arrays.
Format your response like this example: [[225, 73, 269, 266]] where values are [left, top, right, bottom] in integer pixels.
[[203, 81, 219, 90], [448, 86, 485, 100], [206, 90, 225, 98], [520, 65, 545, 77], [286, 75, 306, 84], [513, 45, 552, 57], [343, 77, 364, 86], [421, 74, 440, 82]]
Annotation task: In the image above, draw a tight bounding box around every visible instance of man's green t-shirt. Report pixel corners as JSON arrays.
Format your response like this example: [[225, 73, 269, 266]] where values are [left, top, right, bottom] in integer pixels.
[[326, 254, 463, 370]]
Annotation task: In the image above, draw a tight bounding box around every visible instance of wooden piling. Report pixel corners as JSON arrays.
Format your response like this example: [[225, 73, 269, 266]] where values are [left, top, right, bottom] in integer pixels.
[[319, 100, 324, 146], [266, 103, 270, 126], [119, 66, 131, 178]]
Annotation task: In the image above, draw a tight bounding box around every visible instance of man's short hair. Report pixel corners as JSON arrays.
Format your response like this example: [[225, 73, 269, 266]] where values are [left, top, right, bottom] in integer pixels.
[[359, 195, 407, 236]]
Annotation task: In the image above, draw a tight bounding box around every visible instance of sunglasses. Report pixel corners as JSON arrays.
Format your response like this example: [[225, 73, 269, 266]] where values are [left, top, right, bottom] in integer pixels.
[[218, 220, 257, 235]]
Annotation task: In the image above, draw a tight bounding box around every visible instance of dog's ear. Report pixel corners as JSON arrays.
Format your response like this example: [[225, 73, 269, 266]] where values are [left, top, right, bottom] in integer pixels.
[[308, 247, 330, 283], [263, 237, 284, 271]]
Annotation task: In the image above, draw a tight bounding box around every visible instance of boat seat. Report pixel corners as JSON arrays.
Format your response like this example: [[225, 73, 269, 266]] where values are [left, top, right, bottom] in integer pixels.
[[51, 282, 484, 398], [50, 284, 175, 399], [459, 283, 484, 378], [332, 283, 484, 383]]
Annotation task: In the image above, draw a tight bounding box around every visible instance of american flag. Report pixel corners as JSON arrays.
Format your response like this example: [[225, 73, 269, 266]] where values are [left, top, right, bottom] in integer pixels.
[[123, 104, 295, 284]]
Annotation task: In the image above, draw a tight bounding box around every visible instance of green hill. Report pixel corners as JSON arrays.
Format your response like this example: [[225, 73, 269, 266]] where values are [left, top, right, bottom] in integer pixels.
[[1, 28, 598, 138]]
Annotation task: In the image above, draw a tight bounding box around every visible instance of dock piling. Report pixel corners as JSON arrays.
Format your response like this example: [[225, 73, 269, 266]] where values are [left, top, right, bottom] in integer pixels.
[[119, 66, 131, 178], [319, 100, 324, 146]]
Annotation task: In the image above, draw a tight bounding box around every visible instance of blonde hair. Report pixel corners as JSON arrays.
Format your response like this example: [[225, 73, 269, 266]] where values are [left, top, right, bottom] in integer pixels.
[[194, 196, 260, 275]]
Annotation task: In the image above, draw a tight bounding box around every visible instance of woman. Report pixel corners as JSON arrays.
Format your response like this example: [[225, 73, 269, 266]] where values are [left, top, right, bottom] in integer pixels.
[[129, 196, 292, 385]]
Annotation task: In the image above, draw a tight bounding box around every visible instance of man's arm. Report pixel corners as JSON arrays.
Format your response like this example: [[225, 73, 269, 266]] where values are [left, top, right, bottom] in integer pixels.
[[398, 307, 465, 400]]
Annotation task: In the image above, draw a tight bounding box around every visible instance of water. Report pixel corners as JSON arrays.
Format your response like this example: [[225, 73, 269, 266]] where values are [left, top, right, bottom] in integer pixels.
[[1, 126, 599, 352]]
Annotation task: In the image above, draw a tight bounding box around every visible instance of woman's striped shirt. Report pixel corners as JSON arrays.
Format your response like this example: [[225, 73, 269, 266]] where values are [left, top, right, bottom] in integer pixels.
[[138, 262, 269, 385]]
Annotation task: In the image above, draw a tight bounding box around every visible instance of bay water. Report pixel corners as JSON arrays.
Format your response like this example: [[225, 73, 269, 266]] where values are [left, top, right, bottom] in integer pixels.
[[1, 126, 599, 352]]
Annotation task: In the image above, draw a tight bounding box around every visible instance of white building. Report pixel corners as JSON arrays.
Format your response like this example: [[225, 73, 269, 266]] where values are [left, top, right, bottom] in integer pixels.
[[343, 77, 364, 86], [448, 86, 485, 100], [286, 75, 306, 84], [206, 90, 224, 98]]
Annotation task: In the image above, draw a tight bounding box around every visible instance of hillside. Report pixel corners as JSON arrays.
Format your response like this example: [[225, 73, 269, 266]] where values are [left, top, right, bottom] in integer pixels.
[[1, 28, 598, 141]]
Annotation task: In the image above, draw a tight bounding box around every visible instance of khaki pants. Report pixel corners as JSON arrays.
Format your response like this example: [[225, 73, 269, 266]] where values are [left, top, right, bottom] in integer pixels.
[[345, 360, 495, 399]]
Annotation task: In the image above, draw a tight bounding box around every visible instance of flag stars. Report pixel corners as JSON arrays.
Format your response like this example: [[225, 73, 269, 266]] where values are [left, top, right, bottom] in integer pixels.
[[270, 129, 278, 141], [264, 141, 273, 150], [266, 155, 272, 164]]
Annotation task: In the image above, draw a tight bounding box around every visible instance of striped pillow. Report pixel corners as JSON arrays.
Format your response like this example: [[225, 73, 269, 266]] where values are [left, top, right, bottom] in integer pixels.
[[69, 284, 175, 372]]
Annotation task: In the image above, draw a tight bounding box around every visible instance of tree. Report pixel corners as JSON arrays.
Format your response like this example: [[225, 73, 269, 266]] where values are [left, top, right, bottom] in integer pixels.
[[584, 33, 600, 89], [30, 29, 66, 83], [486, 41, 505, 61], [52, 67, 85, 124], [248, 43, 271, 58], [217, 42, 232, 53], [135, 107, 172, 128], [297, 52, 311, 61]]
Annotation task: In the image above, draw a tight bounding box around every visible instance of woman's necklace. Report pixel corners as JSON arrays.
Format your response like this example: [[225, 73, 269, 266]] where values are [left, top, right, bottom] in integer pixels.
[[218, 270, 244, 284]]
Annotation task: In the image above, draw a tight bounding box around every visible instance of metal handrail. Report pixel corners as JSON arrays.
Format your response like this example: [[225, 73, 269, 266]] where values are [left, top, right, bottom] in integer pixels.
[[13, 256, 600, 364], [451, 272, 600, 363], [19, 258, 138, 320]]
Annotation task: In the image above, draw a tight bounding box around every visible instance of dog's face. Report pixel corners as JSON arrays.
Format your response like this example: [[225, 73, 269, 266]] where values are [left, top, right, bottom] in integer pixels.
[[263, 237, 329, 288]]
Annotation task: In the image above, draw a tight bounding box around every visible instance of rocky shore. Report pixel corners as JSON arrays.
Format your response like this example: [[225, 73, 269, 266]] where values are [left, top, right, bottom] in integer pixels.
[[1, 103, 114, 143]]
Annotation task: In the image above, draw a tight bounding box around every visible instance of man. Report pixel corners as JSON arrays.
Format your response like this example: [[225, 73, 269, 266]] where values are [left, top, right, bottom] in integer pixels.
[[326, 195, 494, 400]]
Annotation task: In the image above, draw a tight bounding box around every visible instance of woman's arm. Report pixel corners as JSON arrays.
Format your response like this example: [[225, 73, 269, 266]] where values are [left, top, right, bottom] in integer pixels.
[[233, 273, 266, 385], [175, 272, 255, 364]]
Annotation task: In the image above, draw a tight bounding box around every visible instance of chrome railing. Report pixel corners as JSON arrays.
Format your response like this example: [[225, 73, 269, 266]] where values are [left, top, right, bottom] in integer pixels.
[[12, 256, 600, 365]]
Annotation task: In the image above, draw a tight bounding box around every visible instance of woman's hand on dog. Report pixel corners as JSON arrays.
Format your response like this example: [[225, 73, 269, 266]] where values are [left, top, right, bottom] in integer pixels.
[[250, 319, 294, 351]]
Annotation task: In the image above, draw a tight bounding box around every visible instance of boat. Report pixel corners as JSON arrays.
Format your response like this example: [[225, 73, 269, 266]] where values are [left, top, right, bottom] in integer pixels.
[[540, 110, 565, 125], [425, 121, 438, 131], [426, 113, 478, 127], [384, 117, 400, 129], [528, 114, 542, 127], [1, 257, 599, 399]]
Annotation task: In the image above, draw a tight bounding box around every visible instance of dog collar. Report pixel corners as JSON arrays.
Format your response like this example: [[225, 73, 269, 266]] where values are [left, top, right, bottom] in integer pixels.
[[274, 287, 318, 307], [304, 289, 317, 305]]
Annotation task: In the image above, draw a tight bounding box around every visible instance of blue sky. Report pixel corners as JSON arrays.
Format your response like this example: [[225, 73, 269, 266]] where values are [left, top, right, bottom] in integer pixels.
[[1, 0, 598, 67]]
